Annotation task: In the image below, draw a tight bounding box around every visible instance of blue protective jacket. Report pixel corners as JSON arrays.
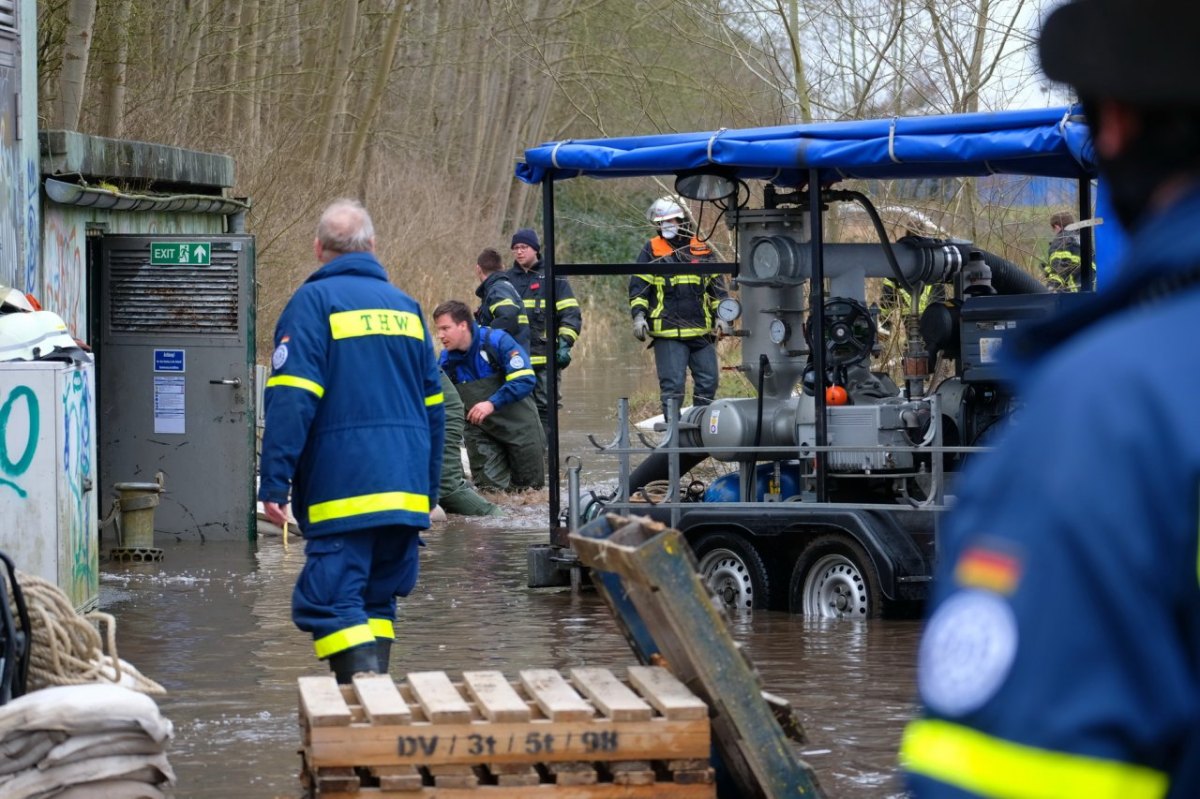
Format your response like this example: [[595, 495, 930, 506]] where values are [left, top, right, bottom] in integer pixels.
[[438, 323, 535, 408], [902, 187, 1200, 798], [258, 252, 445, 537]]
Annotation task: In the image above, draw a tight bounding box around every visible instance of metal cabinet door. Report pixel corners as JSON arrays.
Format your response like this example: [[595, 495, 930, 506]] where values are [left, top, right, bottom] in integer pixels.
[[97, 235, 256, 540]]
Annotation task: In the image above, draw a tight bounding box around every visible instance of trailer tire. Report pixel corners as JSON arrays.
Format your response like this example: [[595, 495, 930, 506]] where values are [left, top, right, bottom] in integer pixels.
[[692, 532, 769, 611], [790, 534, 881, 619]]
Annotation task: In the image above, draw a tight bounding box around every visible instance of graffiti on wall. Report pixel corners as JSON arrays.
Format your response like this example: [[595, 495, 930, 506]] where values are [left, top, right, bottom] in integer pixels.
[[0, 66, 19, 289], [0, 368, 97, 606], [25, 159, 39, 293], [0, 384, 37, 498], [42, 211, 86, 337], [62, 367, 95, 602]]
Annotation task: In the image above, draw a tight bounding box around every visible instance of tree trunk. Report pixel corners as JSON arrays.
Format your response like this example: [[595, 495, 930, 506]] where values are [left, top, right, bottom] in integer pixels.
[[346, 0, 407, 172], [97, 0, 133, 138], [318, 0, 360, 164], [54, 0, 98, 131]]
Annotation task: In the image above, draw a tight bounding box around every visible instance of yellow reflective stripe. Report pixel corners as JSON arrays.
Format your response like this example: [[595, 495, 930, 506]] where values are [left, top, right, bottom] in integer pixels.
[[308, 491, 430, 524], [329, 309, 424, 341], [425, 392, 444, 406], [556, 298, 579, 310], [489, 299, 519, 313], [517, 314, 529, 324], [530, 355, 547, 365], [900, 719, 1168, 799], [266, 374, 325, 398], [631, 298, 651, 310], [1048, 250, 1082, 264], [368, 618, 395, 640], [507, 369, 535, 382], [559, 328, 579, 342], [313, 624, 374, 659], [669, 275, 703, 285], [522, 299, 539, 308]]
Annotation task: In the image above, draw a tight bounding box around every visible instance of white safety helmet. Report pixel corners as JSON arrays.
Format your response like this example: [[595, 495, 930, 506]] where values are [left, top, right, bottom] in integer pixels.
[[647, 196, 686, 223], [0, 311, 89, 362], [0, 286, 36, 314]]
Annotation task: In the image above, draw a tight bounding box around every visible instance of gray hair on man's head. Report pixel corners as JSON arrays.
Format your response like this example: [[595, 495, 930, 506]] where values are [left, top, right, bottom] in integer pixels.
[[317, 198, 375, 254]]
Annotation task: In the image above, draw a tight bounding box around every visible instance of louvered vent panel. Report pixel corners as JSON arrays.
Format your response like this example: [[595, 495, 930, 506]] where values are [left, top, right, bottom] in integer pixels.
[[0, 1, 14, 31], [109, 246, 239, 334]]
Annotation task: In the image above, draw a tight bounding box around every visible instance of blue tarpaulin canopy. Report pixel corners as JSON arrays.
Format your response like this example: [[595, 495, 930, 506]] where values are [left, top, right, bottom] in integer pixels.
[[516, 107, 1096, 186]]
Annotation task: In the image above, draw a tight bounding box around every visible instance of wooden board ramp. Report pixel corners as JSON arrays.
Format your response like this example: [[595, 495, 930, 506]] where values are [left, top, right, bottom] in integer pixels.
[[569, 514, 827, 799], [297, 666, 714, 798]]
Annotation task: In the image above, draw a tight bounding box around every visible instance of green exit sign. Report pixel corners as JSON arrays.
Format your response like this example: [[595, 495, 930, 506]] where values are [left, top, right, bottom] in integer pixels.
[[151, 242, 211, 266]]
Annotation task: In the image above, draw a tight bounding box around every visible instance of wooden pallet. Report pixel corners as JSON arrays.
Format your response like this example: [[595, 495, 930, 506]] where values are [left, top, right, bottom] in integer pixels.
[[298, 666, 714, 797]]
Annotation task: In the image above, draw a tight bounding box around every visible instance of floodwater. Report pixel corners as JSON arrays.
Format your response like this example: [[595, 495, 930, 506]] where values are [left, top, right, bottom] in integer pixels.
[[100, 342, 921, 799]]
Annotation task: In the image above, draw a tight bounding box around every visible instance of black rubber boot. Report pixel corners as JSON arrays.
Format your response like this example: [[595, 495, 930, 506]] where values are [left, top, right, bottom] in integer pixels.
[[375, 638, 392, 675], [328, 643, 378, 684]]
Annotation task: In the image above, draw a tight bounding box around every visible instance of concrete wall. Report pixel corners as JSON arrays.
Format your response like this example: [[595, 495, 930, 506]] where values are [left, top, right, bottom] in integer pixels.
[[0, 0, 39, 293]]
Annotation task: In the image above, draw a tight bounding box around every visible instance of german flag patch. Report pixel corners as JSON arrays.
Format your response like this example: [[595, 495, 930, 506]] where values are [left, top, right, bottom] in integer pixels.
[[954, 544, 1022, 595]]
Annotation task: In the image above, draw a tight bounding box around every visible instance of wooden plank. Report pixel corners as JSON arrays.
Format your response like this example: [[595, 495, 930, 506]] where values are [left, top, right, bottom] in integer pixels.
[[313, 783, 715, 798], [569, 516, 827, 799], [370, 765, 424, 791], [626, 667, 708, 721], [307, 717, 710, 767], [485, 763, 541, 787], [406, 671, 472, 724], [314, 765, 359, 792], [299, 675, 353, 727], [462, 671, 531, 723], [519, 669, 594, 722], [605, 761, 656, 786], [354, 674, 413, 725], [548, 761, 598, 786], [429, 763, 478, 788], [569, 668, 652, 722]]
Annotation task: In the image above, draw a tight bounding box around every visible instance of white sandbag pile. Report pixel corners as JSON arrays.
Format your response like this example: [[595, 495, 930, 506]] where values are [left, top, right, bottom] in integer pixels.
[[0, 683, 174, 799]]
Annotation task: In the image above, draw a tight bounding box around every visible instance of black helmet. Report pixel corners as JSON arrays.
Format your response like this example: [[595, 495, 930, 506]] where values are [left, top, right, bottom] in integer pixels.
[[1040, 0, 1200, 105]]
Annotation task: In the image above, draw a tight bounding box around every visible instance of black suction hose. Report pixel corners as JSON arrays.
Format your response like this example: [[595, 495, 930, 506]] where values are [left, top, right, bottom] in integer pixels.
[[955, 245, 1047, 294]]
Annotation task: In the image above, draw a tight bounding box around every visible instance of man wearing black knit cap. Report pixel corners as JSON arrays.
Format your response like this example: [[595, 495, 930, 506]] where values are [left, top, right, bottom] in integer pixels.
[[901, 1, 1200, 796], [506, 228, 583, 435]]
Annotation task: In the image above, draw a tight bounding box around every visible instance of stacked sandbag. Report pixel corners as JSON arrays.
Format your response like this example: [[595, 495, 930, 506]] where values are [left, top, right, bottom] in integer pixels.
[[0, 684, 174, 799]]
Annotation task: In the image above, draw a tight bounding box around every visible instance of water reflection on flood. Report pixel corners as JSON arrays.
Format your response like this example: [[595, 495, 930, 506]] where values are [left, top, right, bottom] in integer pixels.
[[104, 519, 919, 799], [100, 345, 920, 798]]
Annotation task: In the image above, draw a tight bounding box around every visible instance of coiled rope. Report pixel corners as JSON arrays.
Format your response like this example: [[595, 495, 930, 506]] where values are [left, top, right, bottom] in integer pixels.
[[4, 570, 164, 695]]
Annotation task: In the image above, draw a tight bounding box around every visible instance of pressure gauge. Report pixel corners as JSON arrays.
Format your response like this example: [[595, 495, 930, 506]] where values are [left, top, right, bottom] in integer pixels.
[[769, 318, 791, 345], [716, 297, 742, 322]]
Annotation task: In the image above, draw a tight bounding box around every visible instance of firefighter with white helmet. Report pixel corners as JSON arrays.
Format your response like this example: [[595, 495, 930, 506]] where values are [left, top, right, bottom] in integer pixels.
[[629, 196, 729, 419]]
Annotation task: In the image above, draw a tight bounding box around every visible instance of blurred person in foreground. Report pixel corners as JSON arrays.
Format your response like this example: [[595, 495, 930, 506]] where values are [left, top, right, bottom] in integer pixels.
[[259, 199, 444, 683], [901, 1, 1200, 796]]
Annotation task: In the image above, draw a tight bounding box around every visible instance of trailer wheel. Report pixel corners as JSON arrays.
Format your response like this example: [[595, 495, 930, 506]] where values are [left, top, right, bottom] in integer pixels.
[[790, 534, 881, 619], [692, 532, 769, 611]]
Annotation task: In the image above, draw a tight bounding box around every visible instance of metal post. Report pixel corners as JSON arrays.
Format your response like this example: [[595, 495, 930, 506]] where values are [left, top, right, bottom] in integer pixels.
[[542, 178, 561, 535], [808, 169, 829, 503], [1079, 177, 1095, 292]]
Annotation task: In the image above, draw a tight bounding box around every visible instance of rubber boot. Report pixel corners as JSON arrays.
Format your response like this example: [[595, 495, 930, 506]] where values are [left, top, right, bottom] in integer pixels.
[[328, 643, 378, 684], [375, 638, 392, 675]]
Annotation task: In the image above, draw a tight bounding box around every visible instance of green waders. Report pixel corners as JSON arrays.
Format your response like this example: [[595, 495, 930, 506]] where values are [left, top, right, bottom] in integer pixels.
[[437, 371, 501, 516], [455, 374, 546, 492]]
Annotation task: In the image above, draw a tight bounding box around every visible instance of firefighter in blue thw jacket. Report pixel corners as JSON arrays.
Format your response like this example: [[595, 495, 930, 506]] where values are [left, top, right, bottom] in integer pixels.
[[259, 200, 445, 683], [434, 300, 545, 493], [902, 2, 1200, 796]]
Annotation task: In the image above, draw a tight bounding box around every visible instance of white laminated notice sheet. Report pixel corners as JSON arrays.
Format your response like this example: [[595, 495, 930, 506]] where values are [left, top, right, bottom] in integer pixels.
[[154, 375, 186, 434]]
